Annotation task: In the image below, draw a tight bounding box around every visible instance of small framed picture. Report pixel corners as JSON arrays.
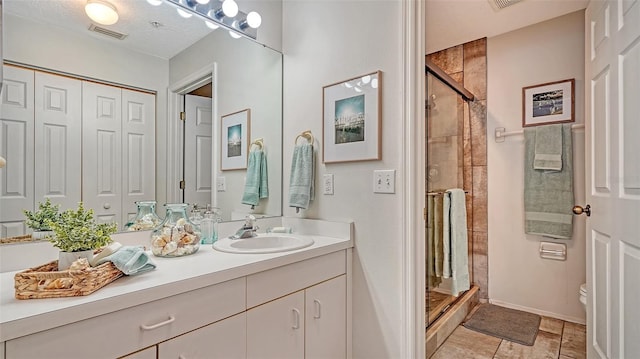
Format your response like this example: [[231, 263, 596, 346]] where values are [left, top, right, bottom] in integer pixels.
[[522, 79, 575, 127], [221, 109, 250, 171], [322, 70, 382, 163]]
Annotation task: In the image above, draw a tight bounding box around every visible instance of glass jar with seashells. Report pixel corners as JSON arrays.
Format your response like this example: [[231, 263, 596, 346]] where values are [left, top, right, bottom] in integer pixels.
[[150, 203, 200, 257]]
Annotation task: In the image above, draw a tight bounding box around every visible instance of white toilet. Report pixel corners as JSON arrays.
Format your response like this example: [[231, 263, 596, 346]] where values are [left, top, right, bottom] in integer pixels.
[[579, 283, 587, 311]]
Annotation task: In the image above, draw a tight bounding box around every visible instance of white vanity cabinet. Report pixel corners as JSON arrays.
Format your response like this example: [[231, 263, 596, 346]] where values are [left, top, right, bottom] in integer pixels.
[[246, 251, 348, 359], [158, 312, 246, 359], [4, 278, 246, 359]]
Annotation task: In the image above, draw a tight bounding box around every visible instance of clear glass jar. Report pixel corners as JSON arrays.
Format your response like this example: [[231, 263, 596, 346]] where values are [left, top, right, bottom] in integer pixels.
[[150, 203, 200, 257], [124, 201, 162, 231], [200, 205, 221, 245]]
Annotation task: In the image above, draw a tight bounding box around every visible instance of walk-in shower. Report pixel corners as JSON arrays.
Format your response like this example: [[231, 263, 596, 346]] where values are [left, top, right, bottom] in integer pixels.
[[425, 60, 475, 328]]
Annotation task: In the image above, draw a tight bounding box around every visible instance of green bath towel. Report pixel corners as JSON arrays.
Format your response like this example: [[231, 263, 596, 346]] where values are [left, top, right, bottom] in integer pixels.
[[524, 124, 574, 239], [534, 124, 563, 171]]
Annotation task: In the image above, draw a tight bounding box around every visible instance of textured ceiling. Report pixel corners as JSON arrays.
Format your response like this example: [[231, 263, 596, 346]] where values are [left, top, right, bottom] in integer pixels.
[[4, 0, 214, 59]]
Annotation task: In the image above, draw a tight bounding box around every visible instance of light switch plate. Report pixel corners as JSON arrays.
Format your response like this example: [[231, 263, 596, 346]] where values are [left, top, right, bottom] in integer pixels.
[[373, 170, 395, 194], [323, 174, 334, 195], [217, 177, 226, 192]]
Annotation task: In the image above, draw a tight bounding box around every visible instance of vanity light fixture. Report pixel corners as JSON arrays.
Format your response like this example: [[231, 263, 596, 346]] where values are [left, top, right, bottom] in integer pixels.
[[161, 0, 262, 39], [85, 0, 119, 26], [146, 0, 163, 6]]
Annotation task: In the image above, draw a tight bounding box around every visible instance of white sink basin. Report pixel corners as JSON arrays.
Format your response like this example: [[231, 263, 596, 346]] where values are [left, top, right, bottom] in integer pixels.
[[213, 234, 314, 254]]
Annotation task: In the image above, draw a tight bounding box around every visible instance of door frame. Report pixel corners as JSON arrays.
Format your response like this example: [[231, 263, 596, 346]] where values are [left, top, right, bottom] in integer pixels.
[[402, 1, 426, 358], [166, 63, 218, 206]]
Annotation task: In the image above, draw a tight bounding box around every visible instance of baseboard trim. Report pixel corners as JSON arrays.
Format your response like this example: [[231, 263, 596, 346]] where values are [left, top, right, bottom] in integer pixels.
[[488, 299, 586, 325]]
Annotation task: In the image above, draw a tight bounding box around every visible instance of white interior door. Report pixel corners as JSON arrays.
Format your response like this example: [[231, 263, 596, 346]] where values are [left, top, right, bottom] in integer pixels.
[[34, 72, 82, 212], [0, 66, 33, 236], [184, 94, 212, 208], [82, 81, 122, 225], [585, 1, 640, 358], [121, 89, 156, 225]]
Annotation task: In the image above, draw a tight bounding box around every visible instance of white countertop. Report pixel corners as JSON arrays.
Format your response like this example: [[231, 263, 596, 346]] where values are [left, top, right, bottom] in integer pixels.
[[0, 232, 352, 342]]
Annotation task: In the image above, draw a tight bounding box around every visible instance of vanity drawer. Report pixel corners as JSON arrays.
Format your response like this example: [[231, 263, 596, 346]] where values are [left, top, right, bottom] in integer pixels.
[[6, 277, 246, 359], [246, 250, 346, 308]]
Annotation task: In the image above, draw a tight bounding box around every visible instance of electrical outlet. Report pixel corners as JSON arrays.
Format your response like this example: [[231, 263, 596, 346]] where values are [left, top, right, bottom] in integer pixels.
[[217, 177, 226, 192], [323, 174, 334, 195], [373, 170, 395, 194]]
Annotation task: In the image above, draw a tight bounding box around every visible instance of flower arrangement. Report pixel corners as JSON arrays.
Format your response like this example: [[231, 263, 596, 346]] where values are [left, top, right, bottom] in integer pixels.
[[46, 202, 117, 252], [23, 198, 61, 232]]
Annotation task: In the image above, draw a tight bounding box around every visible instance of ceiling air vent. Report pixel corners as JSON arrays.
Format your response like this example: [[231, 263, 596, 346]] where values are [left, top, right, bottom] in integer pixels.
[[88, 24, 128, 40], [488, 0, 524, 10]]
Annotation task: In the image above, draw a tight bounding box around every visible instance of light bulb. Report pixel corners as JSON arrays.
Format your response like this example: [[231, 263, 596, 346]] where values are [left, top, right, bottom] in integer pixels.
[[205, 20, 219, 30], [371, 78, 378, 89], [344, 82, 353, 88], [177, 8, 192, 17], [246, 11, 262, 28], [362, 75, 371, 84], [222, 0, 238, 17], [229, 30, 242, 39], [146, 0, 162, 5], [354, 87, 362, 93], [85, 0, 119, 25], [196, 0, 210, 3]]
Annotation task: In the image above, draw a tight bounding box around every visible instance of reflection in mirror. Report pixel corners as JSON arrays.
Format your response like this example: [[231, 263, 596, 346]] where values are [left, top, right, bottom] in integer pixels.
[[0, 0, 282, 242]]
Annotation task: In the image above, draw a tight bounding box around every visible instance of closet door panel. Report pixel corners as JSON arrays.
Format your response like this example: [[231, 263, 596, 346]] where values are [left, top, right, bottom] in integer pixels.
[[34, 72, 81, 211], [122, 90, 155, 226], [82, 82, 122, 225], [0, 66, 33, 224]]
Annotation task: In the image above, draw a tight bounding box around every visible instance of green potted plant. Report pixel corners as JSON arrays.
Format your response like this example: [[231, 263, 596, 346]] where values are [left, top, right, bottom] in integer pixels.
[[22, 198, 61, 240], [46, 202, 117, 270]]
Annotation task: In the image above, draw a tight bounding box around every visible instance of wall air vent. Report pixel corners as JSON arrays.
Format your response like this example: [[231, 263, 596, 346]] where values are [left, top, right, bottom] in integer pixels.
[[488, 0, 524, 10], [88, 24, 128, 40]]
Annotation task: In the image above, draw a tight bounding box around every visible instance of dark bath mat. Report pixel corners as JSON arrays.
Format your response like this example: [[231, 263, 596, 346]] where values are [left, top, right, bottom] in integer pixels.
[[463, 304, 541, 346]]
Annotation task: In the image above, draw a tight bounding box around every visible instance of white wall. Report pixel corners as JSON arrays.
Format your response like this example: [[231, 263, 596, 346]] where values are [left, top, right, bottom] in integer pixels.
[[282, 1, 404, 357], [487, 10, 587, 323], [4, 14, 171, 211], [169, 30, 283, 222]]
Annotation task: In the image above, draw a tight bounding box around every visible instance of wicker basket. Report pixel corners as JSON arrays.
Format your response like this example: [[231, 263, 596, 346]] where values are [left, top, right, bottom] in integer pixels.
[[14, 260, 123, 300]]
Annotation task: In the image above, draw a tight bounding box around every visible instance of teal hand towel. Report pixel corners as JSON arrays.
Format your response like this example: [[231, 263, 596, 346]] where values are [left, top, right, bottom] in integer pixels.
[[96, 245, 156, 275], [534, 124, 563, 171], [524, 123, 574, 239], [442, 188, 470, 297], [242, 150, 269, 207], [288, 143, 314, 210]]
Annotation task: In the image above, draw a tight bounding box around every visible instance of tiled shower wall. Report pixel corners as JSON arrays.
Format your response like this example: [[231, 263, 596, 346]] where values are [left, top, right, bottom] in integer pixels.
[[427, 38, 488, 299]]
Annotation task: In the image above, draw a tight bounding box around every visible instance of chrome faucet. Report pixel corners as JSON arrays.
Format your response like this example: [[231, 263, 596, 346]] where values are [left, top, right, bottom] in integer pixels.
[[231, 215, 258, 239]]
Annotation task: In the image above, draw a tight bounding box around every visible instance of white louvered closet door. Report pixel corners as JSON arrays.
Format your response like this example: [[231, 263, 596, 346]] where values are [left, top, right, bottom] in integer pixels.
[[0, 66, 33, 236], [34, 72, 82, 212], [82, 82, 122, 226], [121, 89, 156, 226]]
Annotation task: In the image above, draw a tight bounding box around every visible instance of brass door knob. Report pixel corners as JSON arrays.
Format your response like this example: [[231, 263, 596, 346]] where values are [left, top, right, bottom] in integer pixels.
[[572, 204, 591, 217]]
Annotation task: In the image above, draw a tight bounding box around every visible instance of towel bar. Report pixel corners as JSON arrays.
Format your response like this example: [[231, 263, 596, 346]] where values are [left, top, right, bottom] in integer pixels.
[[494, 124, 584, 143], [250, 138, 264, 150]]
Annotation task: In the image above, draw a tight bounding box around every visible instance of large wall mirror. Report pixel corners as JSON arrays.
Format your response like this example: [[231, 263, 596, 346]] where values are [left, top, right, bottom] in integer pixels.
[[0, 0, 283, 240]]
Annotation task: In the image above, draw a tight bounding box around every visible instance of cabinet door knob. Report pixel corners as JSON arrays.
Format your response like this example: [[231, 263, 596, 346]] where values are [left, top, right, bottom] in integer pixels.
[[292, 308, 300, 329], [313, 299, 322, 319], [572, 204, 591, 217], [103, 202, 111, 209]]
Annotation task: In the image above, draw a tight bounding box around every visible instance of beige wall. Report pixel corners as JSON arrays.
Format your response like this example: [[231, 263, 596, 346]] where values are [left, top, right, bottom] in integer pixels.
[[487, 10, 586, 323]]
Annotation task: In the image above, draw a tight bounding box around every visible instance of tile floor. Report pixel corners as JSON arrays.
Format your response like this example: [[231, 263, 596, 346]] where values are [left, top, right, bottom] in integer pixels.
[[431, 315, 586, 359]]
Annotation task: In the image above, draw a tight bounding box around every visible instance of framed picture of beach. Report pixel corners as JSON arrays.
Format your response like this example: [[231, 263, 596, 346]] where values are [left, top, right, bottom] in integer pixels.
[[322, 70, 382, 163], [522, 79, 575, 127], [221, 109, 250, 170]]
